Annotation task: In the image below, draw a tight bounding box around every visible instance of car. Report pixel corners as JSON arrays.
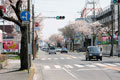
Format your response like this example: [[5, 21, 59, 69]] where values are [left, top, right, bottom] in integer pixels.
[[85, 46, 102, 61], [56, 48, 62, 52], [61, 48, 68, 53], [41, 47, 48, 51], [49, 47, 56, 54]]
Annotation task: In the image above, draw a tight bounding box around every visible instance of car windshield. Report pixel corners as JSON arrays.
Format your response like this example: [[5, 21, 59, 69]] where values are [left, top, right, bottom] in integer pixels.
[[88, 47, 100, 53], [62, 48, 67, 50]]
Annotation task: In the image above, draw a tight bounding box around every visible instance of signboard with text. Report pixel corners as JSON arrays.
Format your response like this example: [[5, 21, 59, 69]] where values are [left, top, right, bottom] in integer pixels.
[[3, 40, 19, 52]]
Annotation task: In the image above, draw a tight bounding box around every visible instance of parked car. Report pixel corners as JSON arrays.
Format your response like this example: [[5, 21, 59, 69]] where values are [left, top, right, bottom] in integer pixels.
[[49, 47, 56, 54], [56, 48, 62, 52], [61, 48, 68, 53], [85, 46, 102, 61]]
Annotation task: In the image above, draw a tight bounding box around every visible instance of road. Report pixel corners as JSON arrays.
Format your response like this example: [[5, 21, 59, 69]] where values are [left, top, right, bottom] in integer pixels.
[[33, 50, 120, 80]]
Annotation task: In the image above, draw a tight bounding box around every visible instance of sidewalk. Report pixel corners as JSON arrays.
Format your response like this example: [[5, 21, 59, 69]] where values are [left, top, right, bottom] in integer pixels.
[[0, 59, 32, 80]]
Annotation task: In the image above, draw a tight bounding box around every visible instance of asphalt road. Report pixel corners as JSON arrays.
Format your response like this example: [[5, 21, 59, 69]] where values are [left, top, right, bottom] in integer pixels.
[[33, 50, 120, 80]]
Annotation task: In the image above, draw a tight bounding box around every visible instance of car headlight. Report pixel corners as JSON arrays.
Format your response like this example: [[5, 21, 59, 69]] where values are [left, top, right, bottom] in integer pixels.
[[99, 54, 102, 56], [89, 54, 92, 56]]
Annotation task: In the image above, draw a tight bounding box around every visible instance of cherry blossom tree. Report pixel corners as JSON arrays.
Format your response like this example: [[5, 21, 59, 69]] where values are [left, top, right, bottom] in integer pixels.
[[90, 21, 103, 46], [0, 0, 31, 70], [48, 34, 64, 47]]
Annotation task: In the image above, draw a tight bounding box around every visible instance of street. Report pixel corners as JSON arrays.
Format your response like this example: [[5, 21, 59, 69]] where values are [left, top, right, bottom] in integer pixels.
[[33, 50, 120, 80]]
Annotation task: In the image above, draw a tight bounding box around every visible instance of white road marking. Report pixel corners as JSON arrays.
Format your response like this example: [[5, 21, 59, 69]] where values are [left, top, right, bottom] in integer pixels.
[[54, 65, 61, 69], [44, 65, 50, 70], [54, 58, 58, 60], [72, 56, 77, 59], [64, 65, 73, 68], [63, 68, 79, 80], [86, 65, 96, 67], [66, 57, 71, 59], [104, 63, 117, 66], [78, 57, 82, 59], [77, 68, 109, 71], [74, 64, 84, 68], [115, 63, 120, 65], [60, 57, 64, 59], [41, 58, 46, 60], [95, 63, 105, 67], [48, 58, 52, 60]]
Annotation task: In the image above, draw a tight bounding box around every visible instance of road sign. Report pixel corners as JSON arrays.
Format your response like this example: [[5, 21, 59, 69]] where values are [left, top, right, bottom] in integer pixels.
[[20, 11, 30, 21], [34, 27, 40, 31], [0, 5, 6, 13], [35, 22, 39, 27]]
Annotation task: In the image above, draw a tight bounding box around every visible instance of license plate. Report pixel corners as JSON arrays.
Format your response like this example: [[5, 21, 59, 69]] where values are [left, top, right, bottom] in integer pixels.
[[93, 56, 96, 58]]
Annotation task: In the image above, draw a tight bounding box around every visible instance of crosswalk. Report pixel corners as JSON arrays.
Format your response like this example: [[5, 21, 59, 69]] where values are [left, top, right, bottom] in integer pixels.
[[40, 57, 83, 61], [43, 63, 120, 70]]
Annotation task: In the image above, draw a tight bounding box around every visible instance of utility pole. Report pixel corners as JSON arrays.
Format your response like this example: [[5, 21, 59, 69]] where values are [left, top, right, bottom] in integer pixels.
[[110, 1, 114, 57], [27, 0, 31, 73], [91, 0, 95, 46], [32, 4, 35, 60], [118, 3, 120, 57]]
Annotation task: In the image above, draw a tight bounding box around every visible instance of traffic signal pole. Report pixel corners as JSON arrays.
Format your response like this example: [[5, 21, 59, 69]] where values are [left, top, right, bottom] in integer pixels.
[[118, 3, 120, 57]]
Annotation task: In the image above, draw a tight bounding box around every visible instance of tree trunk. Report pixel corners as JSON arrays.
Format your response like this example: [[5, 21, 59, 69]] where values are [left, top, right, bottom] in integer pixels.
[[20, 27, 28, 70], [93, 35, 97, 46], [110, 36, 114, 56]]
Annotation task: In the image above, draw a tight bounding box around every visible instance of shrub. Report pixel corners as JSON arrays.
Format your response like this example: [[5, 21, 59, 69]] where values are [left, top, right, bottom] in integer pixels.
[[0, 54, 8, 62]]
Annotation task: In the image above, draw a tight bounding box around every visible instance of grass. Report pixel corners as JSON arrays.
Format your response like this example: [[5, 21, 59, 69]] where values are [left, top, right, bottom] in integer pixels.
[[0, 61, 4, 64], [8, 56, 20, 60]]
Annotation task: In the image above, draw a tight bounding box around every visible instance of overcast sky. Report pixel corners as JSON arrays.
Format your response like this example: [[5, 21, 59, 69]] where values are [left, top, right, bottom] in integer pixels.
[[34, 0, 111, 40]]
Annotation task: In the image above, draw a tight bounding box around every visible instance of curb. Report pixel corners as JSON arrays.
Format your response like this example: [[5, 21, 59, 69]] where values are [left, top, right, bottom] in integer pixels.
[[28, 67, 35, 80]]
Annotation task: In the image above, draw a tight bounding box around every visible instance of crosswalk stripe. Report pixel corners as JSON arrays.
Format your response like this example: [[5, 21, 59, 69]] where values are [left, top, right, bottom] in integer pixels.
[[104, 63, 117, 66], [60, 58, 64, 59], [44, 65, 50, 70], [86, 65, 96, 67], [72, 56, 77, 59], [41, 58, 46, 60], [74, 64, 84, 68], [64, 65, 73, 68], [115, 63, 120, 65], [95, 63, 105, 67], [54, 58, 58, 60], [66, 57, 71, 59], [54, 65, 61, 69], [48, 58, 52, 60]]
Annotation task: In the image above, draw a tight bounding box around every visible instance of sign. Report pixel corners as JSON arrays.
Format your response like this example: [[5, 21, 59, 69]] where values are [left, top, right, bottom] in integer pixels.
[[28, 44, 32, 54], [34, 27, 40, 31], [3, 40, 19, 52], [20, 11, 30, 21], [0, 5, 6, 13], [35, 22, 39, 27]]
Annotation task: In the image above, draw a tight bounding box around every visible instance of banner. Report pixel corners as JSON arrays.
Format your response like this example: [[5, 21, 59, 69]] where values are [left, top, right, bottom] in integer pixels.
[[3, 40, 19, 52]]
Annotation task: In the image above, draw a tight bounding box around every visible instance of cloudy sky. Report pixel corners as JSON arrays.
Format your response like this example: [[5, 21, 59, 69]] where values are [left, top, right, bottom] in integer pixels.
[[33, 0, 111, 40]]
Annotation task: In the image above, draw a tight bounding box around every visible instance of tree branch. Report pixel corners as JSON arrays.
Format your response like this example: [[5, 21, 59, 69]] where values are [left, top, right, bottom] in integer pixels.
[[2, 16, 22, 27]]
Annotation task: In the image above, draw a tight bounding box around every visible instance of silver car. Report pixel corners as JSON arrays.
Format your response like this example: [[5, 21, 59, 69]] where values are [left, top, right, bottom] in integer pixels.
[[49, 47, 56, 54]]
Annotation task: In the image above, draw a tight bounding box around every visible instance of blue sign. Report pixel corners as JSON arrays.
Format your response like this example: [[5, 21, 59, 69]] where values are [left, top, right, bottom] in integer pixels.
[[20, 11, 30, 21]]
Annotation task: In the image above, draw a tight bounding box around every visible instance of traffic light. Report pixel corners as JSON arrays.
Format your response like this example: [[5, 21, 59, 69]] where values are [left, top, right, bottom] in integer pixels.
[[113, 0, 117, 3], [112, 0, 120, 4], [56, 16, 65, 20]]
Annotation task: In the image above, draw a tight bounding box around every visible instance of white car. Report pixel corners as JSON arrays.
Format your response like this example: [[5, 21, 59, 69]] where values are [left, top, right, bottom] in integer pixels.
[[49, 47, 56, 54]]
